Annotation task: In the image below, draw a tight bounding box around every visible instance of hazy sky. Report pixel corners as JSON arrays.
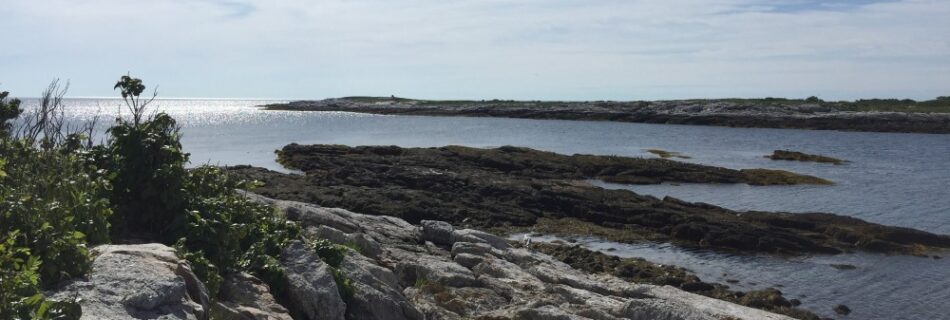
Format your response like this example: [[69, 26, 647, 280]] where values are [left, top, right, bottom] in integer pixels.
[[2, 0, 948, 100]]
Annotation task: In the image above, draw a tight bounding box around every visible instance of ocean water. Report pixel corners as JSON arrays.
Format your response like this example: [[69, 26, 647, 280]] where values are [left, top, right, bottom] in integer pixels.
[[17, 98, 950, 319]]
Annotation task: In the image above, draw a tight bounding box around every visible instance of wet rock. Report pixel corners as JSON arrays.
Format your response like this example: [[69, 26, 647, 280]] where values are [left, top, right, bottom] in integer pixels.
[[230, 145, 950, 256], [47, 244, 210, 320], [766, 150, 845, 165], [830, 264, 857, 270], [834, 304, 851, 315], [738, 288, 792, 309], [671, 223, 708, 241], [279, 241, 346, 320]]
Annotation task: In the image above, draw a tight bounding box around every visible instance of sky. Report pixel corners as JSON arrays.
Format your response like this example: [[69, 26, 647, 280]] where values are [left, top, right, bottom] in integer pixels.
[[1, 0, 949, 101]]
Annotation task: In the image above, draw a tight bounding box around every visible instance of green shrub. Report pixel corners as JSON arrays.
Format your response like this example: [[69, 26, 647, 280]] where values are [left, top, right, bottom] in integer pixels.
[[308, 238, 348, 268], [176, 166, 300, 296], [3, 76, 304, 315], [174, 243, 224, 298], [0, 138, 111, 287], [92, 76, 304, 297], [1, 87, 92, 319], [94, 112, 189, 241], [331, 268, 354, 299], [0, 231, 82, 320], [0, 91, 22, 136]]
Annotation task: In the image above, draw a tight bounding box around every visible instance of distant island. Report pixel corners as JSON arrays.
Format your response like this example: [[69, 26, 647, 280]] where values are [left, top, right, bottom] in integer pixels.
[[264, 96, 950, 134]]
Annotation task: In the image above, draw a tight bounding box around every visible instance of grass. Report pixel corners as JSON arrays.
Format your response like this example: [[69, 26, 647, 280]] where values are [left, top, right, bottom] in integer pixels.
[[646, 149, 692, 159]]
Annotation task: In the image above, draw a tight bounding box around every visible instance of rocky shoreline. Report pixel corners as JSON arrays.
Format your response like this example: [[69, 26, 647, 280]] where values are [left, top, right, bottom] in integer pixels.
[[48, 192, 801, 320], [50, 144, 949, 319], [227, 144, 950, 256], [263, 98, 950, 134]]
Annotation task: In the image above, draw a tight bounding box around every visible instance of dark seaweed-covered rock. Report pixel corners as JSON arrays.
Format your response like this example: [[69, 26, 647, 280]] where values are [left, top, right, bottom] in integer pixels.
[[834, 304, 851, 315], [767, 150, 845, 165], [227, 144, 950, 256], [830, 264, 857, 270]]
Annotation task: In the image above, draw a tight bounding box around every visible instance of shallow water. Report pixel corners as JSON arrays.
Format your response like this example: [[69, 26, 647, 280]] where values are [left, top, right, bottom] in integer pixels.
[[18, 98, 950, 319]]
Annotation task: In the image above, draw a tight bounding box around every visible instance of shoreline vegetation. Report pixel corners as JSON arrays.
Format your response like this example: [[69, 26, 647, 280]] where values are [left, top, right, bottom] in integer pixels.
[[263, 96, 950, 134], [1, 78, 304, 319]]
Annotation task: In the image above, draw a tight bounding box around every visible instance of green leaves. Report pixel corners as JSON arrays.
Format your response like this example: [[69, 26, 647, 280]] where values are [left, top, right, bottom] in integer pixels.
[[308, 238, 347, 268], [175, 166, 301, 297], [95, 111, 188, 241], [3, 76, 299, 315], [0, 139, 105, 288], [0, 90, 23, 136], [0, 231, 80, 319], [113, 75, 145, 99]]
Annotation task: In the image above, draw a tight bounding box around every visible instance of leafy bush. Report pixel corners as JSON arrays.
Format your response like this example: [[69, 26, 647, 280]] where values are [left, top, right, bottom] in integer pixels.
[[0, 117, 111, 287], [308, 238, 347, 268], [2, 76, 306, 317], [0, 91, 22, 135], [94, 112, 189, 241], [92, 77, 187, 241], [91, 76, 305, 297], [0, 231, 82, 320], [1, 87, 98, 319], [176, 166, 300, 296]]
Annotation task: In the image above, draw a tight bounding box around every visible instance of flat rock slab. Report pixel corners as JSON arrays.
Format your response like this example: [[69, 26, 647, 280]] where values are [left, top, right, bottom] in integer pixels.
[[47, 244, 210, 320]]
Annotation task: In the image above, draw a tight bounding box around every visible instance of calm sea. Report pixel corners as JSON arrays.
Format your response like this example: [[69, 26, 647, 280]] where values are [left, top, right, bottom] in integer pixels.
[[18, 98, 950, 319]]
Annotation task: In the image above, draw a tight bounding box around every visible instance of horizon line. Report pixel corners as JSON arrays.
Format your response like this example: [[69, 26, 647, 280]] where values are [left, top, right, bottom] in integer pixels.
[[10, 94, 948, 103]]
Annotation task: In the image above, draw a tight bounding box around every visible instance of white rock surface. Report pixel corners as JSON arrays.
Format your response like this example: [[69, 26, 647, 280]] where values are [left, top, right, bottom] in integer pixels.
[[248, 192, 796, 320], [47, 244, 210, 320], [279, 241, 346, 320]]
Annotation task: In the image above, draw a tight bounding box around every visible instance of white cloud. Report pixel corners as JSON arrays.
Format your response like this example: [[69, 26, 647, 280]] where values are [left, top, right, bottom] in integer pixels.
[[1, 0, 948, 100]]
